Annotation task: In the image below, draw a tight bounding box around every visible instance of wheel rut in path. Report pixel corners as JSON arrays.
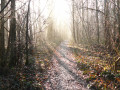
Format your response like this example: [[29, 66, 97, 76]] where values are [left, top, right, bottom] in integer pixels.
[[44, 41, 89, 90]]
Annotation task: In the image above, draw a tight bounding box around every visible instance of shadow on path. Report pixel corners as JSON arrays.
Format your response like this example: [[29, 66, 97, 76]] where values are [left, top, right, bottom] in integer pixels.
[[54, 54, 87, 86], [44, 41, 88, 90]]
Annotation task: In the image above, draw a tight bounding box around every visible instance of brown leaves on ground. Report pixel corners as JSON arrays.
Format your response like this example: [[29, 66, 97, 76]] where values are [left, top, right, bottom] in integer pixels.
[[72, 44, 120, 90]]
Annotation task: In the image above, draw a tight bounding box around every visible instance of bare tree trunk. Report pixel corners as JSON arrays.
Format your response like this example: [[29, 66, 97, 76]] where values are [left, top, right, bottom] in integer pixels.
[[0, 0, 5, 67], [86, 0, 91, 44], [25, 0, 31, 65], [104, 0, 111, 50], [113, 0, 116, 42], [96, 0, 99, 44], [72, 0, 76, 43], [117, 0, 120, 49], [8, 0, 16, 67]]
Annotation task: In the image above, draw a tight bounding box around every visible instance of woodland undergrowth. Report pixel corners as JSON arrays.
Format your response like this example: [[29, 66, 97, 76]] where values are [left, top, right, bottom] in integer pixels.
[[72, 44, 120, 90]]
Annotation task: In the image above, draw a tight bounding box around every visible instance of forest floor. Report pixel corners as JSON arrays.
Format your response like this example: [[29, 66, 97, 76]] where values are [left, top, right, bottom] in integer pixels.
[[0, 41, 120, 90], [43, 41, 88, 90], [43, 41, 120, 90]]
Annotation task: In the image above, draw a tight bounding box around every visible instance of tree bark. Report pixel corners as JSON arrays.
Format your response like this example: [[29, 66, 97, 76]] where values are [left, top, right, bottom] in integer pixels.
[[72, 0, 76, 43], [96, 0, 99, 44], [25, 0, 31, 65], [117, 0, 120, 49], [0, 0, 5, 67], [8, 0, 17, 67], [104, 0, 111, 50]]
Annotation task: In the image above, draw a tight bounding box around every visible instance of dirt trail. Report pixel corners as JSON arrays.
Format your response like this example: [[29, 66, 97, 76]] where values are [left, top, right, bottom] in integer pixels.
[[44, 41, 89, 90]]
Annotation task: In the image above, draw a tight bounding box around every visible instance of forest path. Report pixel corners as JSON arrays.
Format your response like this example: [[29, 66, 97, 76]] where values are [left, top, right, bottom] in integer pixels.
[[44, 41, 88, 90]]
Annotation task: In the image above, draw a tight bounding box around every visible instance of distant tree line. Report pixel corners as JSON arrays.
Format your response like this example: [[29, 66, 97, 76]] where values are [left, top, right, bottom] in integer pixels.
[[72, 0, 120, 53]]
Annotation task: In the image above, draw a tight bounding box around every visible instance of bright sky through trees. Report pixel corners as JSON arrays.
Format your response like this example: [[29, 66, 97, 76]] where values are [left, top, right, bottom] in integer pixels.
[[16, 0, 72, 41]]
